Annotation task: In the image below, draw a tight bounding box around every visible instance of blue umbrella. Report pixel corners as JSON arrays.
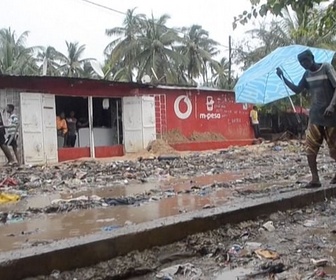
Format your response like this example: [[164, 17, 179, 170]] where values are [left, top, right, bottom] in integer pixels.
[[234, 45, 336, 105]]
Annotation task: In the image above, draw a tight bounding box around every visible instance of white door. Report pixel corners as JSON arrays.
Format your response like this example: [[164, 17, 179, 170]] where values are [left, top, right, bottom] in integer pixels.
[[122, 96, 156, 153], [42, 95, 58, 163], [122, 96, 143, 152], [141, 96, 156, 149], [20, 93, 45, 164]]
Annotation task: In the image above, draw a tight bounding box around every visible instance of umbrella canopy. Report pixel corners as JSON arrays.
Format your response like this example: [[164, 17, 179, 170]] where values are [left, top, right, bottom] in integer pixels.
[[234, 45, 336, 104]]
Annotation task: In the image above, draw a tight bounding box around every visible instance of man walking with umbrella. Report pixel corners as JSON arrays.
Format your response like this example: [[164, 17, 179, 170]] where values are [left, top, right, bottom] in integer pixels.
[[276, 49, 336, 188]]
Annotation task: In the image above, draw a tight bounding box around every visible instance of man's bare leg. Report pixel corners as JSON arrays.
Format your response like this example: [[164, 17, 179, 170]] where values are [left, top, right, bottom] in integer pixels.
[[307, 154, 320, 184], [329, 150, 336, 184], [0, 144, 14, 163], [12, 147, 20, 165]]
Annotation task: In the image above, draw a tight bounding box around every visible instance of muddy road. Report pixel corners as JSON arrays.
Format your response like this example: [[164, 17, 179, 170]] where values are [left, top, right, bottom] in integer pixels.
[[1, 140, 328, 219], [1, 140, 336, 267], [24, 198, 336, 280]]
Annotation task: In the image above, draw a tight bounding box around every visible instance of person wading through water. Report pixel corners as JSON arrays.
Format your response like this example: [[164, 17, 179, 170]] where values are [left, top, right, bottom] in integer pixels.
[[277, 49, 336, 188]]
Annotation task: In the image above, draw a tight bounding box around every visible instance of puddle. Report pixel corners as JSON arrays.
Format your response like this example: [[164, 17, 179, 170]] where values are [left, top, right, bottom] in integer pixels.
[[0, 188, 232, 252], [215, 267, 254, 279], [0, 172, 242, 212]]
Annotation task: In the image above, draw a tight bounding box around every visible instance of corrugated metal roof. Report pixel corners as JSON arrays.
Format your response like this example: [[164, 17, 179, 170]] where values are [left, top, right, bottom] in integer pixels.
[[156, 85, 234, 93], [0, 75, 234, 96]]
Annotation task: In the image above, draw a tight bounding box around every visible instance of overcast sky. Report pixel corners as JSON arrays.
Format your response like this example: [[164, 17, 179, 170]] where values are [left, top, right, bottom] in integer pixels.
[[1, 0, 258, 64]]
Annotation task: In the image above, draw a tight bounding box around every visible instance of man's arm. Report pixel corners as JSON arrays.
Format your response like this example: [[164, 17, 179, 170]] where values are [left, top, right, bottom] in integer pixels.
[[2, 116, 19, 129], [276, 67, 306, 94], [326, 63, 336, 107]]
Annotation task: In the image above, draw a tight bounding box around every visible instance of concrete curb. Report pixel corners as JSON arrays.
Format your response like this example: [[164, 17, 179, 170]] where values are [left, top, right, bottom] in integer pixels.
[[1, 185, 336, 280]]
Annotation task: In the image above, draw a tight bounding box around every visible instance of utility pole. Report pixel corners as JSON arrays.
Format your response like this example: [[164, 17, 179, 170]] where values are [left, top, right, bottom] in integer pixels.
[[228, 35, 232, 89]]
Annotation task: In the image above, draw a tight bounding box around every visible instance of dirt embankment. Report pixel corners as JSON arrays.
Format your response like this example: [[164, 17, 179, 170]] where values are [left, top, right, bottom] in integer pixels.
[[163, 129, 226, 144]]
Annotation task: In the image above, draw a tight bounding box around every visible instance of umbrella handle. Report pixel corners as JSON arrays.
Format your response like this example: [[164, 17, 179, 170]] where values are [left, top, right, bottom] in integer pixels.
[[280, 76, 302, 124]]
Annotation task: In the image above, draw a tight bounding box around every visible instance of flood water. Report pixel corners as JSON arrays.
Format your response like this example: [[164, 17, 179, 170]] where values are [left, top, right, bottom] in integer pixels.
[[0, 172, 243, 252]]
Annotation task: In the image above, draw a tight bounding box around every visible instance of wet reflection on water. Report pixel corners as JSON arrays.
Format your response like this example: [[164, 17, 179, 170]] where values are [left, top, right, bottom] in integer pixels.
[[0, 172, 242, 252]]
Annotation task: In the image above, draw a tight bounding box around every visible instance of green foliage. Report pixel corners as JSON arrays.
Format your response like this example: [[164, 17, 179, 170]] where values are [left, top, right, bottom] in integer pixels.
[[0, 10, 233, 86], [104, 9, 230, 86], [233, 0, 333, 29], [0, 28, 39, 75]]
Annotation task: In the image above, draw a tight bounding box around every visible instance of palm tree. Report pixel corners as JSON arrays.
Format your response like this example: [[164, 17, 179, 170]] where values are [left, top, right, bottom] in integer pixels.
[[58, 41, 93, 77], [135, 14, 184, 84], [37, 46, 66, 76], [211, 57, 231, 89], [279, 6, 336, 48], [0, 27, 38, 75], [177, 25, 219, 84], [105, 8, 146, 82], [233, 22, 290, 71]]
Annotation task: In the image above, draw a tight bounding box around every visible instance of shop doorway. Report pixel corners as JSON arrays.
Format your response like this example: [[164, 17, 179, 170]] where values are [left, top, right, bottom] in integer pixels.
[[55, 96, 123, 148]]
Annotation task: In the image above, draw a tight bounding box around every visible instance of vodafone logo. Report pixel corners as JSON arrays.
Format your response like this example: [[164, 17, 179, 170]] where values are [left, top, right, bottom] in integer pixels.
[[174, 95, 192, 119]]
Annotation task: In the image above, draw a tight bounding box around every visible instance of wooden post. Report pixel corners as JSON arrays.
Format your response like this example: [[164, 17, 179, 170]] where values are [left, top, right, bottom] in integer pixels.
[[88, 96, 95, 158]]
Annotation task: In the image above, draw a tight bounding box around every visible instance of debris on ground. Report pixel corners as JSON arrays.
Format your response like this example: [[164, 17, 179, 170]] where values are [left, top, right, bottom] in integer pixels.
[[255, 249, 279, 260], [156, 263, 202, 279], [0, 192, 20, 203], [0, 140, 335, 228], [22, 199, 336, 280], [4, 139, 336, 280]]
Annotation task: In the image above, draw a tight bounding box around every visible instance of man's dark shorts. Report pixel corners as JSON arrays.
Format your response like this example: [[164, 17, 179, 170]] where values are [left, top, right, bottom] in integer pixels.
[[5, 135, 18, 149]]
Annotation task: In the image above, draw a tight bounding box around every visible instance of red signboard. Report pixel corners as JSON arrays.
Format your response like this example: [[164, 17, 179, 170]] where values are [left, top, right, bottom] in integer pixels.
[[165, 91, 253, 139]]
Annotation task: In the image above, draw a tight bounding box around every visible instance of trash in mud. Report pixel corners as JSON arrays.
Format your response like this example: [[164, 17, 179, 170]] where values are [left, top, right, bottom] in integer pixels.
[[261, 221, 276, 232], [235, 263, 285, 279], [101, 225, 121, 232], [51, 195, 102, 204], [50, 270, 60, 279], [311, 258, 329, 267], [255, 249, 279, 260], [303, 219, 318, 227], [314, 269, 327, 277], [273, 146, 282, 151], [245, 242, 262, 251], [156, 263, 202, 279], [0, 192, 20, 203], [203, 204, 215, 209], [21, 197, 336, 280], [0, 177, 18, 187], [158, 154, 181, 161]]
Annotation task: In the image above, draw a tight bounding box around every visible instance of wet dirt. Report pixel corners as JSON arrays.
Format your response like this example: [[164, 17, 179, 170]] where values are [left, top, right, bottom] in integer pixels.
[[1, 140, 336, 256], [146, 139, 178, 154], [25, 198, 336, 280], [214, 267, 254, 279], [0, 189, 233, 252], [189, 131, 226, 142]]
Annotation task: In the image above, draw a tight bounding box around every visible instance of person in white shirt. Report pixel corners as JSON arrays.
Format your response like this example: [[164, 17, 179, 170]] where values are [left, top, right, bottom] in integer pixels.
[[4, 104, 20, 164], [0, 111, 14, 165]]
